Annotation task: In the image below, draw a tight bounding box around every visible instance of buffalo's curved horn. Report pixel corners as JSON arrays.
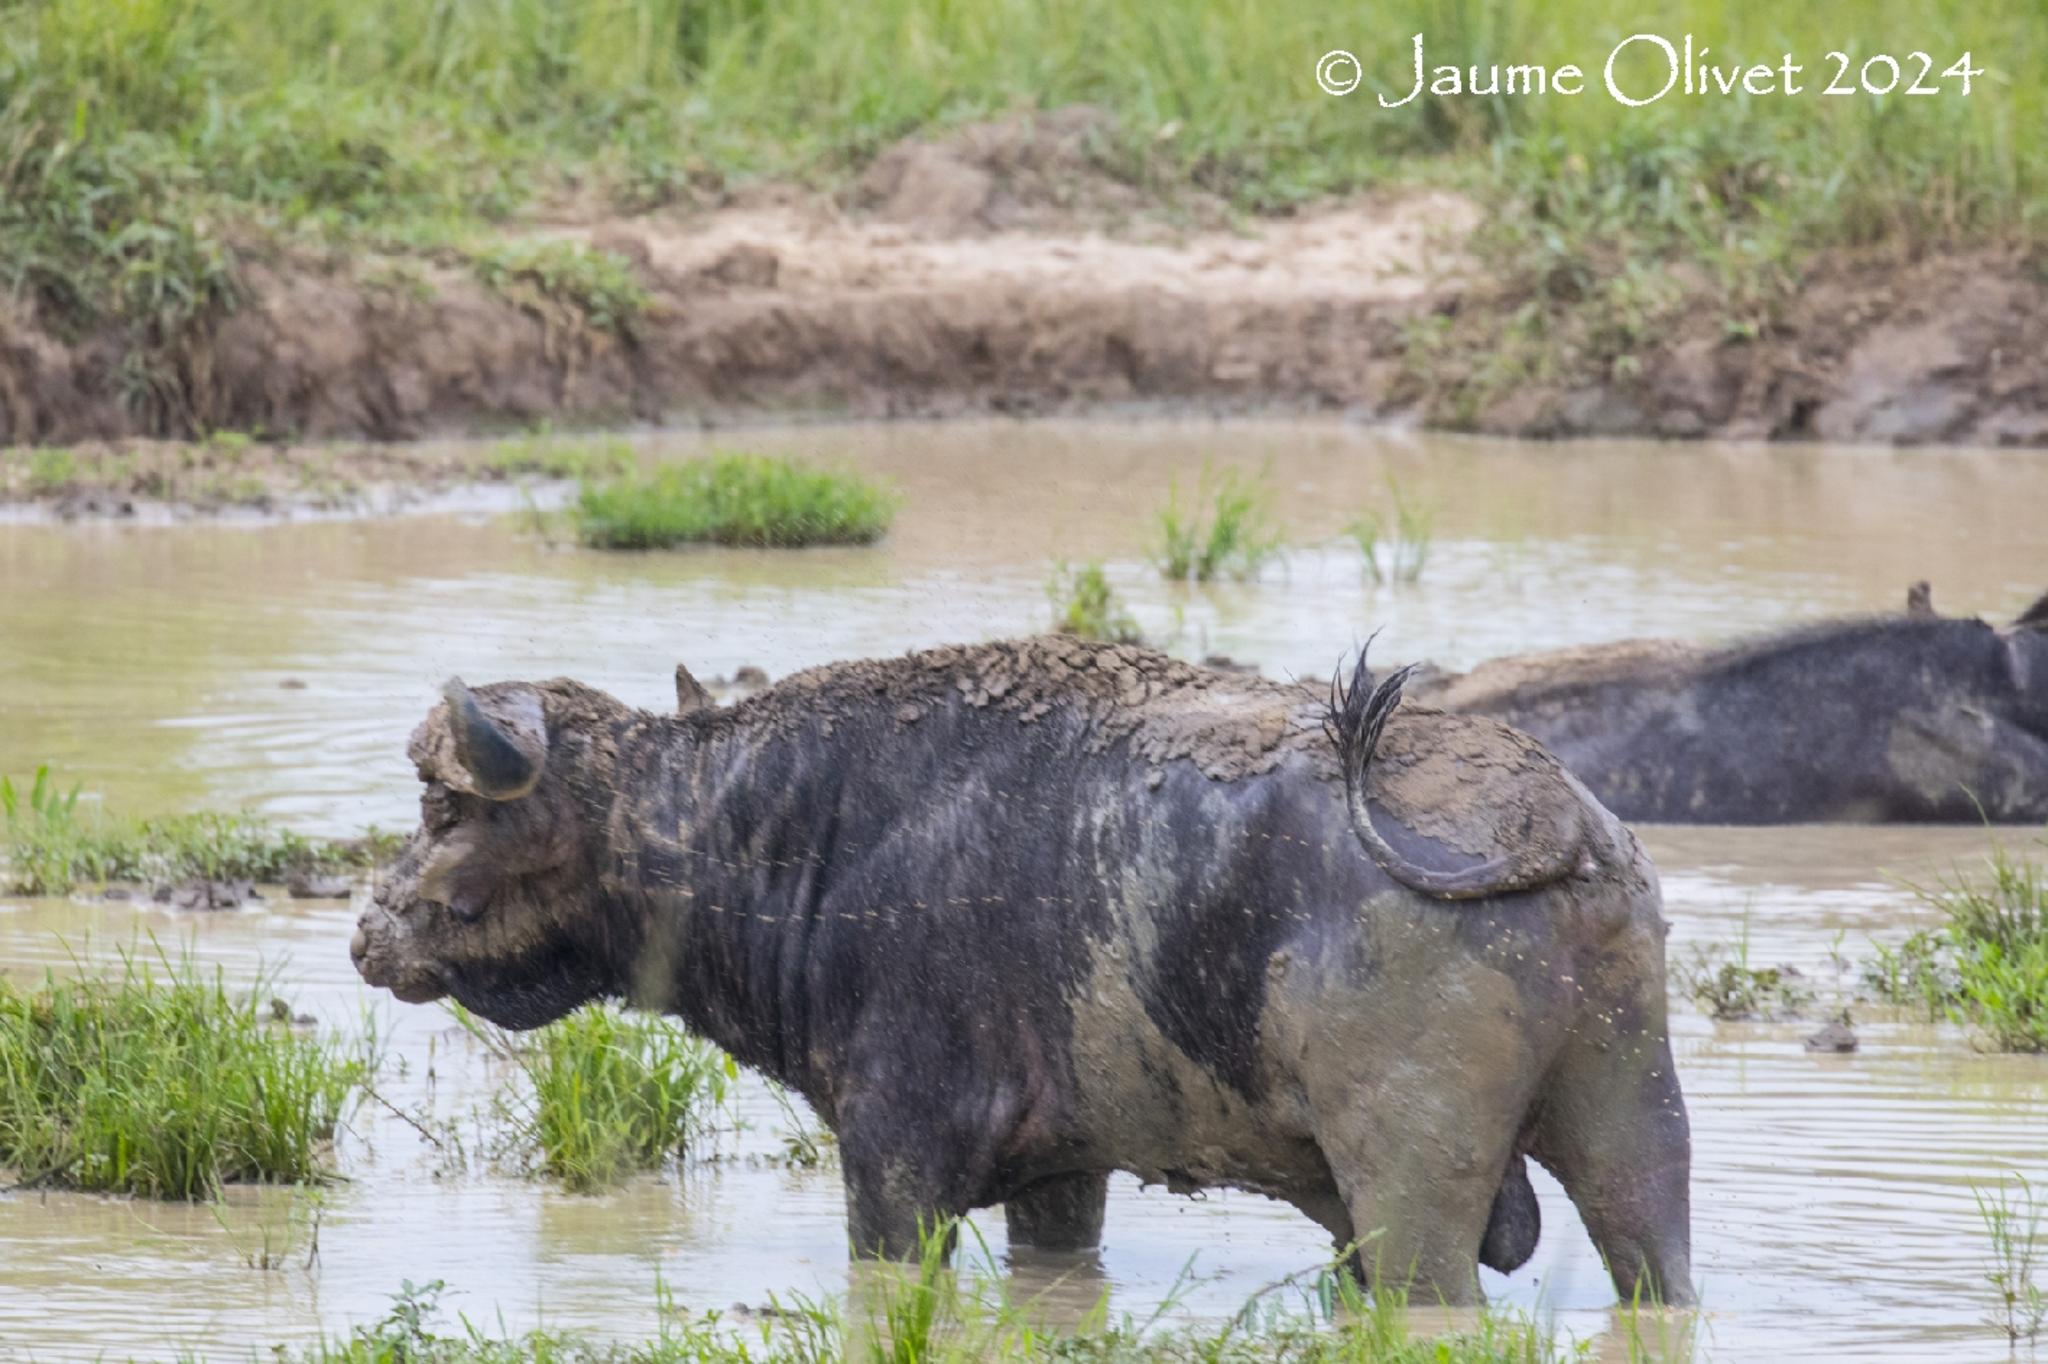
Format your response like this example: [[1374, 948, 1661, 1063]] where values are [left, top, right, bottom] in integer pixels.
[[442, 677, 547, 800]]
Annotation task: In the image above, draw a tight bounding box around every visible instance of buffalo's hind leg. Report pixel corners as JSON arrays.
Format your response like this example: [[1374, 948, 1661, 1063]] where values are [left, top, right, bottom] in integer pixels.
[[1312, 1086, 1516, 1306], [1532, 1034, 1694, 1307], [1004, 1171, 1109, 1252]]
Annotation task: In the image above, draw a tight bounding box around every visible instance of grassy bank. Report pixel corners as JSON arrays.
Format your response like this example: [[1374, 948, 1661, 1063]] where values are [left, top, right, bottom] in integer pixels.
[[1, 765, 384, 895], [0, 951, 365, 1196], [5, 0, 2042, 433]]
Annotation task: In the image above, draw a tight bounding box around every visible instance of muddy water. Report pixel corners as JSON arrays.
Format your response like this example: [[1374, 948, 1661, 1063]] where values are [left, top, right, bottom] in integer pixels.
[[1, 420, 2045, 1360]]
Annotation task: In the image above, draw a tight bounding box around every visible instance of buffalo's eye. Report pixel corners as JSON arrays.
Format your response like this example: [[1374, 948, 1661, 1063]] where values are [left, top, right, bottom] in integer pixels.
[[422, 781, 460, 832]]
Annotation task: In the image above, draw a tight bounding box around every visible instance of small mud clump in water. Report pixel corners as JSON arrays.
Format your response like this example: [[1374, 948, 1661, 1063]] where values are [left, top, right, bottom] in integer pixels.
[[1804, 1011, 1860, 1053], [154, 878, 259, 911]]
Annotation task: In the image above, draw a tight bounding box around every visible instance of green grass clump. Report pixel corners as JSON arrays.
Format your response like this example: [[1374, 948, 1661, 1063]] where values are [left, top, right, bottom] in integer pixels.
[[24, 447, 78, 493], [1048, 562, 1141, 644], [1153, 466, 1283, 583], [1867, 843, 2048, 1052], [0, 765, 380, 895], [1347, 478, 1436, 586], [470, 241, 649, 335], [574, 454, 898, 550], [485, 1005, 735, 1192], [0, 951, 365, 1197], [1679, 922, 1811, 1021]]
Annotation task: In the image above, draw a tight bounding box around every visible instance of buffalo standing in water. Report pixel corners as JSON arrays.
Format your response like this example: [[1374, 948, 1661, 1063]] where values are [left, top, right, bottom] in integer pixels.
[[351, 638, 1693, 1306], [1415, 590, 2048, 824]]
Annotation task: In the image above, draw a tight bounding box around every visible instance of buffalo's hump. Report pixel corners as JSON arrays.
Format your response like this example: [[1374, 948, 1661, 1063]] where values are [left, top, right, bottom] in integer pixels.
[[725, 636, 1607, 896]]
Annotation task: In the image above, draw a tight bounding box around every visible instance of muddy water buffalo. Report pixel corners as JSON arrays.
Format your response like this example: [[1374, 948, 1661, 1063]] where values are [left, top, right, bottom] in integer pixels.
[[1415, 591, 2048, 824], [351, 638, 1692, 1305]]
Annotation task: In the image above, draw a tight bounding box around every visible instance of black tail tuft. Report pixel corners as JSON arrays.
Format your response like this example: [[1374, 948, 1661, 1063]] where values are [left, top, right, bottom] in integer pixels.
[[1325, 638, 1536, 901], [1324, 637, 1418, 794]]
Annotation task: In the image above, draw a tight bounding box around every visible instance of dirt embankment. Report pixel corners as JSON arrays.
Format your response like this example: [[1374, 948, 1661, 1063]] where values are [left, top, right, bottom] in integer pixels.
[[2, 107, 2044, 450]]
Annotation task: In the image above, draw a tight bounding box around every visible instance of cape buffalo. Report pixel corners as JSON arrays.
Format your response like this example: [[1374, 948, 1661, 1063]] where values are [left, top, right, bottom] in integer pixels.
[[351, 637, 1693, 1306], [1414, 590, 2048, 824]]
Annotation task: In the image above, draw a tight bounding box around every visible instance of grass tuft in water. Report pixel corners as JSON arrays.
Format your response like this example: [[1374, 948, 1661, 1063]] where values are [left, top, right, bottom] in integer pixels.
[[0, 765, 387, 896], [0, 949, 366, 1197], [1679, 921, 1810, 1021], [1047, 561, 1142, 645], [1867, 842, 2048, 1052], [1974, 1173, 2047, 1345], [1152, 465, 1283, 583], [1347, 477, 1437, 586], [574, 454, 898, 550], [466, 1004, 736, 1192], [281, 1226, 1589, 1362]]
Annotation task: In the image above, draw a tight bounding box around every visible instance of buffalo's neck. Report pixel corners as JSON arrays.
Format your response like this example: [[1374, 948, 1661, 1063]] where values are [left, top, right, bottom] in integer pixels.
[[599, 710, 893, 1111]]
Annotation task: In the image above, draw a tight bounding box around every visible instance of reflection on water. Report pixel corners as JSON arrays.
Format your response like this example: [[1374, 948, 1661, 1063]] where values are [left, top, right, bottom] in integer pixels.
[[1, 420, 2045, 1360]]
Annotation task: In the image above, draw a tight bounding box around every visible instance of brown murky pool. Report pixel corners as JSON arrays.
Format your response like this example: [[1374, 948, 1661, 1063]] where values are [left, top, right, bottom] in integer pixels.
[[1, 419, 2044, 1360]]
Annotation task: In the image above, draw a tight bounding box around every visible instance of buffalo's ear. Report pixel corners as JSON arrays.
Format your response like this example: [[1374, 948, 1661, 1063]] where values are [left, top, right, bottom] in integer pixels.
[[1905, 580, 1935, 618], [674, 663, 713, 714], [2014, 590, 2048, 632], [440, 678, 549, 800]]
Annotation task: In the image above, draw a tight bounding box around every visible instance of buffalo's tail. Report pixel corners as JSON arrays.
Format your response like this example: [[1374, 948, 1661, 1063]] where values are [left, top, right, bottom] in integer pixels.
[[1325, 642, 1525, 902]]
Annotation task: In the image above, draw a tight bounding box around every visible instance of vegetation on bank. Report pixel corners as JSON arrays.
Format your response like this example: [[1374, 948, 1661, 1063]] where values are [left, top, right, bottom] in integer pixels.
[[1866, 843, 2048, 1052], [1, 766, 384, 896], [460, 1004, 735, 1192], [0, 436, 646, 511], [574, 454, 898, 550], [0, 952, 365, 1197], [486, 435, 637, 483], [7, 0, 2039, 434]]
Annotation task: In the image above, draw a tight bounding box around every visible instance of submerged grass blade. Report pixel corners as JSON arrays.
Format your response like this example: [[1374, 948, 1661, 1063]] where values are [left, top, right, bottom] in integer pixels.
[[282, 1232, 1592, 1361]]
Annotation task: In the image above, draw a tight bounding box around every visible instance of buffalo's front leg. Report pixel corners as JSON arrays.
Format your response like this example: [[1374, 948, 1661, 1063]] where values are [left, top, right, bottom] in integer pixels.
[[837, 1096, 979, 1259], [1004, 1171, 1109, 1251]]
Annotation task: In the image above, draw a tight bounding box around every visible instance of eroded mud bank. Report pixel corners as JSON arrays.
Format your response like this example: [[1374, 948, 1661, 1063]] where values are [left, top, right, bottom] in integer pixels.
[[3, 111, 2041, 454]]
